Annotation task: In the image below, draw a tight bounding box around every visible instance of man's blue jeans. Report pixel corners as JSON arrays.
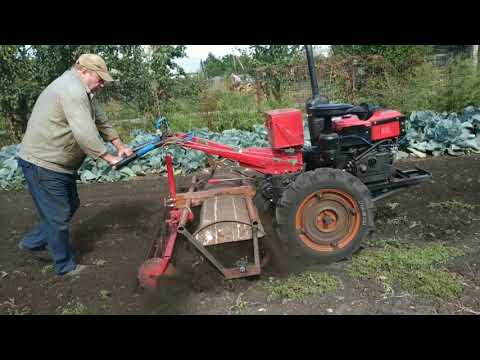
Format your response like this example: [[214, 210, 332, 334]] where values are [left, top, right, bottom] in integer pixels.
[[18, 158, 79, 275]]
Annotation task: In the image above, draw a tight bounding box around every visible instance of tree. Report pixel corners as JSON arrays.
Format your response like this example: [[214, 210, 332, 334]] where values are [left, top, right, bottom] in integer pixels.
[[200, 52, 254, 79], [201, 52, 226, 78], [331, 45, 432, 74], [0, 45, 56, 141], [145, 45, 187, 116], [0, 45, 186, 141], [243, 45, 303, 100]]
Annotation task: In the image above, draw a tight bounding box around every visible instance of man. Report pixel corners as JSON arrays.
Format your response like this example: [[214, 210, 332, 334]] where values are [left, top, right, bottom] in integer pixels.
[[17, 53, 133, 276]]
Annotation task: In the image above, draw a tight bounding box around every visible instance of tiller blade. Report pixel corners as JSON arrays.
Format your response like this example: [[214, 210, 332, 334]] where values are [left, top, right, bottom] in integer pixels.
[[137, 155, 266, 290], [138, 258, 176, 289], [137, 154, 186, 289], [137, 219, 179, 289]]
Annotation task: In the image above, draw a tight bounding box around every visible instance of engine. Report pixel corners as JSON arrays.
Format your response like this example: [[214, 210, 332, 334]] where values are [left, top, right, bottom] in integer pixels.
[[263, 104, 406, 186], [304, 107, 407, 184]]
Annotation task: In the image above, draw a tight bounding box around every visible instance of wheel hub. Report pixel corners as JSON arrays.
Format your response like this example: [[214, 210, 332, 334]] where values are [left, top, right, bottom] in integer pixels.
[[296, 189, 361, 251], [316, 210, 338, 231]]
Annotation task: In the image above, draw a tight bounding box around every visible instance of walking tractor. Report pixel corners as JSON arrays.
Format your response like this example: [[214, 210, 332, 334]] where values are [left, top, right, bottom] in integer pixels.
[[114, 46, 432, 289]]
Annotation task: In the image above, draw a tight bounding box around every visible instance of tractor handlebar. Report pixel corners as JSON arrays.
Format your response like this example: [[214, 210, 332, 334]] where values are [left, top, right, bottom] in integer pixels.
[[113, 116, 173, 171], [112, 152, 138, 170], [113, 138, 166, 170]]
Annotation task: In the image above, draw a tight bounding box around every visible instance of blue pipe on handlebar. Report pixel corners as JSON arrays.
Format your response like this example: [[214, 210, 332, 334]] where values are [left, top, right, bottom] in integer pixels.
[[184, 132, 194, 141], [132, 135, 161, 151], [136, 143, 156, 157]]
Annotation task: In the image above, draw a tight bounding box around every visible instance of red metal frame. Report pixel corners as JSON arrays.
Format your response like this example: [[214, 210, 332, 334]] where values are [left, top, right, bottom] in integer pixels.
[[138, 155, 183, 289], [176, 133, 304, 175], [137, 220, 178, 289], [165, 154, 176, 199]]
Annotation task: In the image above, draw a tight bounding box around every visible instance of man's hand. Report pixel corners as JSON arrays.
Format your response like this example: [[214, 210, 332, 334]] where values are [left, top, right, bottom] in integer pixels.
[[101, 153, 123, 166], [117, 146, 133, 158], [112, 138, 133, 157]]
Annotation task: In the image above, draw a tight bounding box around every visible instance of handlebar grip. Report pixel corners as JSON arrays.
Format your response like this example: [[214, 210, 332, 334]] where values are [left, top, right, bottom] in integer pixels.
[[113, 141, 164, 171], [113, 153, 138, 170]]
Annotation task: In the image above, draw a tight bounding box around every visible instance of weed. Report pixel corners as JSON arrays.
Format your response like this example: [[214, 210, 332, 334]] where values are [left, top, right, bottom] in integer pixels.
[[401, 269, 464, 300], [262, 271, 340, 302], [41, 264, 54, 274], [234, 256, 249, 269], [364, 236, 410, 249], [385, 202, 400, 210], [99, 290, 111, 301], [386, 215, 409, 226], [375, 205, 402, 224], [228, 293, 249, 314], [59, 301, 88, 315], [428, 200, 476, 211], [1, 177, 26, 192], [0, 298, 31, 315], [93, 259, 107, 267], [349, 243, 466, 300]]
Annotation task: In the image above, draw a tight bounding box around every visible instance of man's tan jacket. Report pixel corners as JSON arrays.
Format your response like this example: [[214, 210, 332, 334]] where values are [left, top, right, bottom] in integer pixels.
[[18, 68, 119, 174]]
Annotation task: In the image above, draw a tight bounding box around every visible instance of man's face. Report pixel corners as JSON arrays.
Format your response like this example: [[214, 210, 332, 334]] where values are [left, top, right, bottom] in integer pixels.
[[84, 70, 105, 92]]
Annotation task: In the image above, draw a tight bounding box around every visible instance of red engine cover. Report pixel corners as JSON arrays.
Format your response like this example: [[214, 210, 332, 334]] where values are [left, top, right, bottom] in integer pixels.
[[265, 109, 304, 150], [333, 109, 403, 141]]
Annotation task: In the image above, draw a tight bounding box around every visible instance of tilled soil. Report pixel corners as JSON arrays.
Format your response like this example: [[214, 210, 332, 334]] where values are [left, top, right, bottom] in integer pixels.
[[1, 155, 480, 315]]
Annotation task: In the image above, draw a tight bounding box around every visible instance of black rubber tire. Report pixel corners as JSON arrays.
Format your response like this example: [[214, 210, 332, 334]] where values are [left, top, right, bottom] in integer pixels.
[[253, 180, 274, 216], [275, 168, 375, 264]]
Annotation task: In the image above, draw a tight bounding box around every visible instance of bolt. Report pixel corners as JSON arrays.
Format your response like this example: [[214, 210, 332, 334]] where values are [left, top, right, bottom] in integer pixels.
[[323, 216, 333, 225]]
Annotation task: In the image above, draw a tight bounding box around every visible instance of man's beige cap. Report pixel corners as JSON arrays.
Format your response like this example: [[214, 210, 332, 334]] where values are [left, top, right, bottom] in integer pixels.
[[76, 54, 114, 82]]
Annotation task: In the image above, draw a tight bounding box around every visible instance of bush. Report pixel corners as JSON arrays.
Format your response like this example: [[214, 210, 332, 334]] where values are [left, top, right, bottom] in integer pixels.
[[352, 57, 480, 116], [435, 58, 480, 113], [355, 61, 444, 114]]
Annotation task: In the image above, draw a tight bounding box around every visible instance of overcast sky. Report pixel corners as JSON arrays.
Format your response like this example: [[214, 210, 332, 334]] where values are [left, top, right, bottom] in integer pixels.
[[174, 45, 248, 73], [175, 45, 330, 73]]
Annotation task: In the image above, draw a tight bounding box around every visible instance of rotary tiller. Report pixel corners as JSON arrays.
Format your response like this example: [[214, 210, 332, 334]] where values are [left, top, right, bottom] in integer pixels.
[[115, 45, 431, 289]]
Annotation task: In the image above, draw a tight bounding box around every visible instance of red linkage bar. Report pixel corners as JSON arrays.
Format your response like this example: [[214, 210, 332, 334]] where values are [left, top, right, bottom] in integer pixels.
[[176, 133, 303, 175], [137, 220, 179, 289], [166, 154, 176, 199]]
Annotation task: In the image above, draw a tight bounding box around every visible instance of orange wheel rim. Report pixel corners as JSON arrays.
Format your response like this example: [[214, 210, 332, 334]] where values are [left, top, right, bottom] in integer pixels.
[[295, 189, 361, 252]]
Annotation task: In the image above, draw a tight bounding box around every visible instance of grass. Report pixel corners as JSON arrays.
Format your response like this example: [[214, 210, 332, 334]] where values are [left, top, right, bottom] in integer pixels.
[[261, 271, 341, 302], [228, 293, 249, 314], [41, 264, 54, 274], [101, 95, 266, 141], [59, 301, 89, 315], [99, 290, 112, 301], [99, 91, 301, 142], [0, 298, 31, 315], [363, 236, 410, 249], [349, 242, 466, 300], [386, 215, 409, 226], [428, 200, 477, 211], [1, 178, 26, 192]]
